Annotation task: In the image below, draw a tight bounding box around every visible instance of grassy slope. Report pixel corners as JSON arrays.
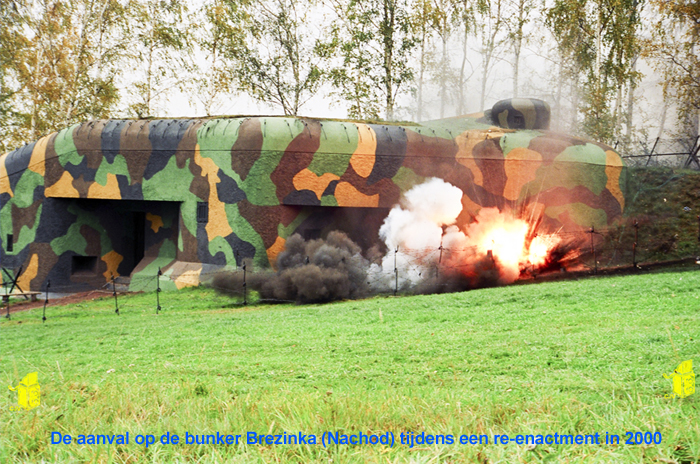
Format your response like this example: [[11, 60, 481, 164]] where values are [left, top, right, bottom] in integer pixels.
[[624, 168, 700, 261], [2, 269, 699, 463]]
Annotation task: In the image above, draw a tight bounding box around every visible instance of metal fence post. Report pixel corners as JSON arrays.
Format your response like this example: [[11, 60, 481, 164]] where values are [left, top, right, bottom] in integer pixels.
[[156, 268, 162, 314], [633, 221, 639, 269], [394, 247, 399, 296], [590, 227, 597, 274], [243, 261, 247, 306], [112, 274, 119, 315], [42, 280, 50, 322], [646, 137, 659, 166], [684, 135, 700, 169]]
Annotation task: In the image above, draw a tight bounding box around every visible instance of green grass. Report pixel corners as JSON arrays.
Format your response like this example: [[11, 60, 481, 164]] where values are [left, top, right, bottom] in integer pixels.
[[2, 269, 699, 463]]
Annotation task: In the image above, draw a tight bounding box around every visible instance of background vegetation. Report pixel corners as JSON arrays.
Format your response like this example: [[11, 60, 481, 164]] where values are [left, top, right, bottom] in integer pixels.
[[1, 0, 698, 151]]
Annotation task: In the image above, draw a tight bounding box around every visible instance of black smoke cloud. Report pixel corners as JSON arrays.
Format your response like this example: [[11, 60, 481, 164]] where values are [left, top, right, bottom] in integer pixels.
[[213, 231, 371, 303], [212, 228, 582, 304], [213, 178, 585, 304]]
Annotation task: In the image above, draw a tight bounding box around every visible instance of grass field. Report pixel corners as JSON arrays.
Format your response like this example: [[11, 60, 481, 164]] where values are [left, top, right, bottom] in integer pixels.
[[2, 268, 699, 463]]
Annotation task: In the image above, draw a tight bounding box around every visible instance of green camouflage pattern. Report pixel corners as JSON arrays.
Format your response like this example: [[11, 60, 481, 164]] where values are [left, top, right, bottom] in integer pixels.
[[0, 99, 627, 291], [487, 98, 551, 130]]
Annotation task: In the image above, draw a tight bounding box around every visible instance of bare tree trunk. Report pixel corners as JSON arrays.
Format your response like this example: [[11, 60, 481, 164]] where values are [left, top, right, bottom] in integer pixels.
[[291, 10, 301, 116], [440, 35, 447, 118], [512, 0, 525, 98], [656, 100, 668, 139], [31, 43, 43, 139], [551, 58, 564, 131], [479, 39, 495, 111], [417, 10, 427, 122], [624, 56, 637, 143], [355, 74, 362, 119], [595, 2, 601, 82], [513, 50, 520, 98], [63, 0, 94, 125], [570, 73, 580, 132], [146, 49, 153, 116], [145, 8, 155, 117], [206, 37, 217, 116], [615, 84, 622, 140], [458, 30, 468, 114], [479, 60, 488, 111], [383, 0, 395, 120], [92, 0, 110, 117], [478, 0, 502, 112]]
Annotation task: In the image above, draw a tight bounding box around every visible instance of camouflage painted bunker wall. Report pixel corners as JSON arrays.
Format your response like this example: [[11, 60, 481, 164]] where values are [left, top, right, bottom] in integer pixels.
[[0, 99, 627, 292]]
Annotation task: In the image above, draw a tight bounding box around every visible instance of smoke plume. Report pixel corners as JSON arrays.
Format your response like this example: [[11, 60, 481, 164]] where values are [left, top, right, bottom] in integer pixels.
[[215, 178, 579, 303], [214, 231, 370, 303]]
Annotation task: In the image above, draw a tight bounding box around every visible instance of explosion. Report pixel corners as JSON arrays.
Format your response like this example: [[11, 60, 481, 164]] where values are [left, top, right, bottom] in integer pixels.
[[215, 178, 578, 303], [374, 178, 567, 288]]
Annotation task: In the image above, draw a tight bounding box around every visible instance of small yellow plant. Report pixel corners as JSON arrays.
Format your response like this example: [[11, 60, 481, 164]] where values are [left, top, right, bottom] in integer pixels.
[[663, 360, 695, 399], [8, 372, 40, 410]]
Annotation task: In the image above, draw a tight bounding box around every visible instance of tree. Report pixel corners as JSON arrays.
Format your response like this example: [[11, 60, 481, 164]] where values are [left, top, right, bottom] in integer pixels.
[[454, 0, 477, 114], [59, 0, 125, 124], [220, 0, 323, 116], [546, 0, 643, 143], [322, 0, 381, 120], [1, 0, 124, 148], [410, 0, 436, 121], [126, 0, 191, 118], [647, 0, 700, 140], [0, 1, 29, 150], [505, 0, 535, 97], [325, 0, 417, 120], [430, 0, 460, 118], [190, 0, 243, 116], [475, 0, 507, 111]]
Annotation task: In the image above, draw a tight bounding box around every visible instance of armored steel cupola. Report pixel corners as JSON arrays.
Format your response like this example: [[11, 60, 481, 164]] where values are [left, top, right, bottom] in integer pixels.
[[489, 98, 551, 130]]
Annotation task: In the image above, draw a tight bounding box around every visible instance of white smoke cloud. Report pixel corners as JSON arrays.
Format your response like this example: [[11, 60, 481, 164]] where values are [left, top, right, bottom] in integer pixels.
[[371, 177, 562, 291], [371, 178, 463, 288]]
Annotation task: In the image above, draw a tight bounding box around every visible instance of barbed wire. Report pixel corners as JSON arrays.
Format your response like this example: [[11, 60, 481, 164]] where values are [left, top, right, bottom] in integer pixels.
[[618, 137, 700, 169], [2, 214, 698, 321]]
